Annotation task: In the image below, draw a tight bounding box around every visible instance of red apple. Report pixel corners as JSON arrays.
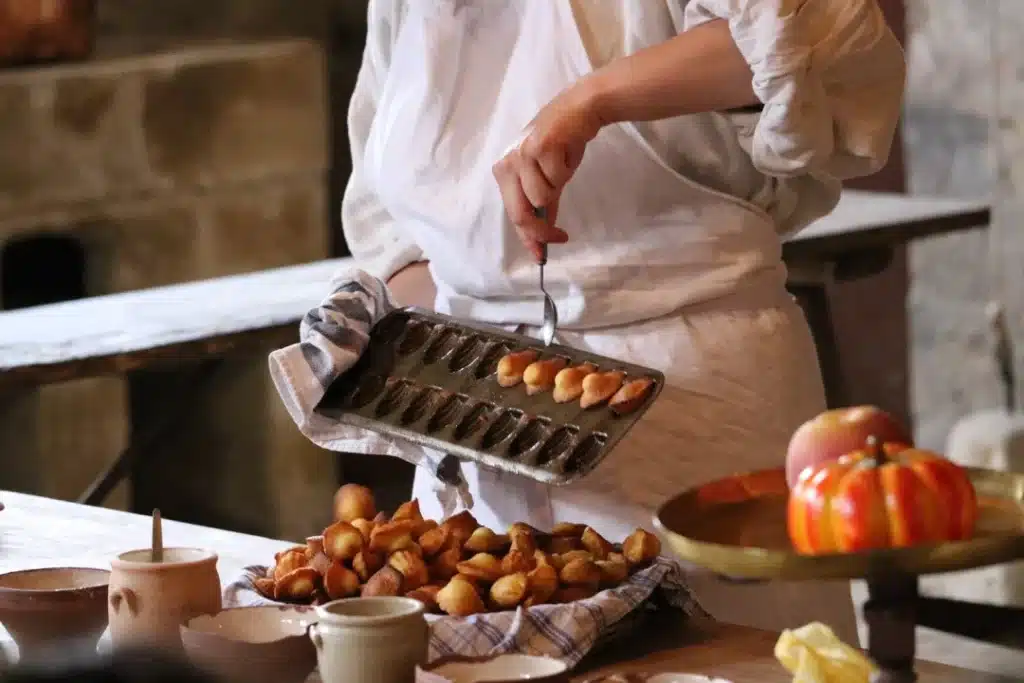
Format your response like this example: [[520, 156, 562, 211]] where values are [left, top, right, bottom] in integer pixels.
[[785, 406, 912, 488]]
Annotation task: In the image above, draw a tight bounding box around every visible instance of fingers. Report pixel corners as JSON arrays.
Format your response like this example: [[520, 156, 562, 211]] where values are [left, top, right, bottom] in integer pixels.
[[493, 151, 568, 254], [518, 197, 563, 262]]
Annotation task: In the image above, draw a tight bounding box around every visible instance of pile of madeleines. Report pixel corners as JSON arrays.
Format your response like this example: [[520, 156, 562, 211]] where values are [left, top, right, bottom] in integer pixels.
[[785, 405, 979, 555], [256, 484, 662, 616]]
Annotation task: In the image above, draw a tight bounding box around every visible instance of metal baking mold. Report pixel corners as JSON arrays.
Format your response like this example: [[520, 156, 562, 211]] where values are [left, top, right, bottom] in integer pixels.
[[315, 307, 665, 486]]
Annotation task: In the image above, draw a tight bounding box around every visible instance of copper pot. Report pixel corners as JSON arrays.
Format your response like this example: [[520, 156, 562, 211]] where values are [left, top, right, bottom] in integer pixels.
[[0, 0, 96, 66]]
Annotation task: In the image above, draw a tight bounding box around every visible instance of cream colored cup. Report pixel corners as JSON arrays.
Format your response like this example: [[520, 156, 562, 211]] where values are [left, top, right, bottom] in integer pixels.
[[310, 597, 428, 683]]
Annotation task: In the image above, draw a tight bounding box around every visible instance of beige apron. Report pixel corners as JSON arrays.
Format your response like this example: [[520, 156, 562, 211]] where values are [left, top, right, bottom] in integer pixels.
[[363, 0, 857, 642]]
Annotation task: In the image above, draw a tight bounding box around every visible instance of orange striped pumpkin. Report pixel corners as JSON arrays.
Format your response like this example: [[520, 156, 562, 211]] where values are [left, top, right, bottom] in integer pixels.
[[787, 437, 977, 554]]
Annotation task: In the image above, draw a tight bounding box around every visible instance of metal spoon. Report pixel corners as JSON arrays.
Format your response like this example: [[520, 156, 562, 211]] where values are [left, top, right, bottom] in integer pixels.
[[533, 207, 558, 346]]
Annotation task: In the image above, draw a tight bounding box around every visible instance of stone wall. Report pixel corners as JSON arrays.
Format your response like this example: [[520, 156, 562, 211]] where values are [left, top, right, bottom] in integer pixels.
[[903, 1, 1002, 450]]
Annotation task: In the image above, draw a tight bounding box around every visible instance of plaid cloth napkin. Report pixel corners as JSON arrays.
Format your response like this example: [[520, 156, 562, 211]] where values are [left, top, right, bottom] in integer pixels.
[[267, 267, 474, 515], [225, 557, 707, 667]]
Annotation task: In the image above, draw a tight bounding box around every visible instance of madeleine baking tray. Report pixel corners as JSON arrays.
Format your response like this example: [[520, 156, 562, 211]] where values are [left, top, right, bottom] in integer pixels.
[[315, 307, 665, 485]]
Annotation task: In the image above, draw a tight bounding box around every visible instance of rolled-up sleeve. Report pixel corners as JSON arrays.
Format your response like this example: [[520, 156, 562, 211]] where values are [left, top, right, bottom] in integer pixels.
[[682, 0, 906, 180], [342, 0, 424, 281]]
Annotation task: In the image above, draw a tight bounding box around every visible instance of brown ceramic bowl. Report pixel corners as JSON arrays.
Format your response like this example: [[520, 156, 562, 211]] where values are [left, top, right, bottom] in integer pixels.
[[0, 567, 110, 661], [181, 605, 317, 683]]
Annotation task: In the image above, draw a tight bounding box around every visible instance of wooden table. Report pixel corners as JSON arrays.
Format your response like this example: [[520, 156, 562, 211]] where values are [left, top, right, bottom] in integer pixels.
[[0, 190, 991, 507], [0, 490, 1010, 683]]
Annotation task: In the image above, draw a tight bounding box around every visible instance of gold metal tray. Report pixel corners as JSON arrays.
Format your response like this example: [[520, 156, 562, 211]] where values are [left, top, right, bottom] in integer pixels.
[[655, 467, 1024, 581]]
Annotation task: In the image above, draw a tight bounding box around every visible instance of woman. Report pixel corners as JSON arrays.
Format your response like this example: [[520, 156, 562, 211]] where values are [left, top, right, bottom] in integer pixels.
[[275, 0, 904, 640]]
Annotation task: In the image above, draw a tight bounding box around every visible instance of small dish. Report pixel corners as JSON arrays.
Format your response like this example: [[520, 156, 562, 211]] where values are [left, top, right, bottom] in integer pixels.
[[418, 654, 570, 683], [181, 605, 317, 683]]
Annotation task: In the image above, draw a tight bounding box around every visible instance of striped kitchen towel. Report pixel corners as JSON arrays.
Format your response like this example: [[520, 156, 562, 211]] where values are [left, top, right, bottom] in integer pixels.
[[225, 556, 708, 667], [267, 267, 474, 515]]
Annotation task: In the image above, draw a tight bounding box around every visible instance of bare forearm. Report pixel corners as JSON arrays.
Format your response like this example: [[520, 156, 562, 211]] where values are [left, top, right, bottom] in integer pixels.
[[586, 19, 758, 125], [386, 261, 436, 310]]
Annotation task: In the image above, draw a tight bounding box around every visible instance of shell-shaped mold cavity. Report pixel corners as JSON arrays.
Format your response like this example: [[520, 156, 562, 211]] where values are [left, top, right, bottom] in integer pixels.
[[562, 432, 608, 473], [375, 379, 415, 418], [474, 343, 512, 379], [427, 394, 469, 433], [398, 321, 433, 355], [453, 403, 496, 441], [481, 410, 524, 450], [449, 336, 486, 373], [536, 426, 579, 466], [401, 387, 445, 425], [421, 328, 462, 365]]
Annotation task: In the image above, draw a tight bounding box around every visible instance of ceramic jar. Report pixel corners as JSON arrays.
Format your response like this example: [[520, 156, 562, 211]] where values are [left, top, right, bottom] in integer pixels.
[[109, 548, 221, 652], [310, 597, 428, 683]]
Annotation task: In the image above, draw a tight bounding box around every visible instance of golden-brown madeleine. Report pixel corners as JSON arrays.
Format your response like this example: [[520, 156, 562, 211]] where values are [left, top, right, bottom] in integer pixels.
[[552, 363, 597, 404], [580, 527, 614, 560], [322, 521, 365, 562], [464, 527, 503, 554], [273, 549, 308, 581], [550, 522, 587, 538], [368, 520, 417, 554], [441, 510, 479, 545], [437, 576, 487, 617], [333, 483, 376, 523], [415, 519, 439, 540], [350, 518, 375, 543], [406, 585, 442, 613], [274, 567, 321, 602], [508, 525, 537, 556], [430, 544, 462, 582], [559, 557, 602, 589], [490, 572, 530, 609], [418, 525, 451, 557], [622, 528, 661, 567], [546, 536, 580, 555], [361, 565, 404, 598], [524, 563, 559, 607], [392, 499, 423, 523], [252, 577, 276, 600], [580, 371, 626, 409], [523, 357, 568, 396], [456, 553, 504, 583], [352, 549, 385, 582], [500, 549, 535, 575], [323, 561, 361, 600], [496, 350, 539, 388], [596, 557, 629, 586], [389, 550, 430, 591], [609, 377, 655, 415]]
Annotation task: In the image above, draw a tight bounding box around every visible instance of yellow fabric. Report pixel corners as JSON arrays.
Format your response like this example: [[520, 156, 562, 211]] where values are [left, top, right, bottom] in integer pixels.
[[776, 622, 877, 683]]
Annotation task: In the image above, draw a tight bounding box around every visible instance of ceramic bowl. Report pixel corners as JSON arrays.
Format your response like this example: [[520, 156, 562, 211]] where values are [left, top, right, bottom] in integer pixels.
[[0, 567, 110, 661], [418, 654, 570, 683], [181, 605, 317, 683]]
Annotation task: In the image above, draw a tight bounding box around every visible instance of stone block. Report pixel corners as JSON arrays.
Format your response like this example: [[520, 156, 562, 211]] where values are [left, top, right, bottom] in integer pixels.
[[0, 40, 327, 215], [141, 42, 328, 189], [198, 178, 329, 277]]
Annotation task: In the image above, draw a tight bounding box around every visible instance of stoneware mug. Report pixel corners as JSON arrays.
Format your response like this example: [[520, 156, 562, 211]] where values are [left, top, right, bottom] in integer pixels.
[[108, 547, 221, 653], [310, 596, 429, 683]]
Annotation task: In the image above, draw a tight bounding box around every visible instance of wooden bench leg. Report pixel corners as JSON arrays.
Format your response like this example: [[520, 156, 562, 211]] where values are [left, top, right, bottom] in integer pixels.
[[789, 283, 847, 409], [77, 360, 222, 507]]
